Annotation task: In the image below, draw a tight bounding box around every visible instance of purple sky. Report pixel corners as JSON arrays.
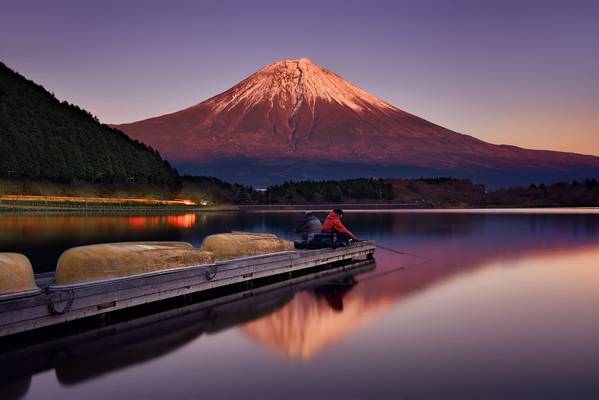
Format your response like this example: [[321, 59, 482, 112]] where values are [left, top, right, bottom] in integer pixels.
[[1, 0, 598, 155]]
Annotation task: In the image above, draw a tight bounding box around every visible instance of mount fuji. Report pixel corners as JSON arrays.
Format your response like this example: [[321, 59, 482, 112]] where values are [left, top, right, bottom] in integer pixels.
[[114, 58, 599, 186]]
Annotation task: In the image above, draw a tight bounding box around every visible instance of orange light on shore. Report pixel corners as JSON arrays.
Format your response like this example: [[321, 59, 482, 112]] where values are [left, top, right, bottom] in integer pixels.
[[0, 194, 197, 207], [173, 198, 197, 206]]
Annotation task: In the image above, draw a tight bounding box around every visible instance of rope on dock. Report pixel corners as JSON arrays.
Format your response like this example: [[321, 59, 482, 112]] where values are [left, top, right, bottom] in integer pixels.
[[47, 289, 75, 315], [204, 265, 217, 281]]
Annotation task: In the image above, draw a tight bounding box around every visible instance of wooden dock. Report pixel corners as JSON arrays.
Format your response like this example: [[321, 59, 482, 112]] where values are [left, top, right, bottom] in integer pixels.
[[0, 258, 374, 387], [0, 241, 375, 338]]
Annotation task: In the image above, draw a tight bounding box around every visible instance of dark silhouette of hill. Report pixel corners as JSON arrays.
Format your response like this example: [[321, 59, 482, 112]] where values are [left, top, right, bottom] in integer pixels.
[[0, 62, 178, 187]]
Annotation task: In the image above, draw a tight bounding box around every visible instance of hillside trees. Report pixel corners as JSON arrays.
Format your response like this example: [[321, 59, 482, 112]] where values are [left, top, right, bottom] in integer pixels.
[[0, 62, 179, 187]]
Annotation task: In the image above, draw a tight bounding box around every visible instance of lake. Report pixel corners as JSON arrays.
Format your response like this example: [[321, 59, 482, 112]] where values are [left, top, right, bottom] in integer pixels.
[[1, 209, 599, 399]]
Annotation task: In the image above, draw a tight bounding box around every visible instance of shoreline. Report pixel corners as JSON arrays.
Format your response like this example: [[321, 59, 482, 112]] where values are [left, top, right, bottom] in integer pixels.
[[0, 194, 239, 213], [237, 204, 599, 213], [1, 203, 598, 214], [0, 204, 238, 213]]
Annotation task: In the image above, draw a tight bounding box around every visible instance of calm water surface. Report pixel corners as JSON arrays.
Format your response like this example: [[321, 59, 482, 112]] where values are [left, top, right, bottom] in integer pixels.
[[1, 210, 599, 399]]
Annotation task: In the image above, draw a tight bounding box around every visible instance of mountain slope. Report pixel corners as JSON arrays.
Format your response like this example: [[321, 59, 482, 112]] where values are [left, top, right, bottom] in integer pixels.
[[0, 62, 178, 186], [115, 58, 599, 186]]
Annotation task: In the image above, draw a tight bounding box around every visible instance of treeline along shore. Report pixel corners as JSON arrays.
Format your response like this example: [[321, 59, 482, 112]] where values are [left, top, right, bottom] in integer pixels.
[[3, 176, 599, 211], [180, 176, 599, 208]]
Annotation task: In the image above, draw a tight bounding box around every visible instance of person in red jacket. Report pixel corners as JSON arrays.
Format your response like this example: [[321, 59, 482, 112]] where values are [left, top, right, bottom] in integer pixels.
[[322, 209, 358, 243]]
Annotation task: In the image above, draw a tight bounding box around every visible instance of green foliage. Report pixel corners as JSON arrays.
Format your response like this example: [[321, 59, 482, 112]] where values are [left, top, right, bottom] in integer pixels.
[[181, 175, 260, 204], [254, 178, 393, 204], [180, 174, 599, 207], [584, 178, 598, 189], [389, 177, 486, 207], [182, 175, 234, 191], [180, 176, 393, 204], [484, 179, 599, 207], [380, 177, 599, 207], [0, 62, 179, 187], [265, 178, 394, 204]]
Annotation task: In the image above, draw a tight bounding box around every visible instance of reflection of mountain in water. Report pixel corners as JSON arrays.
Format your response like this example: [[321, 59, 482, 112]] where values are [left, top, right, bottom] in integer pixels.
[[240, 214, 599, 360], [242, 277, 395, 360], [241, 260, 433, 360]]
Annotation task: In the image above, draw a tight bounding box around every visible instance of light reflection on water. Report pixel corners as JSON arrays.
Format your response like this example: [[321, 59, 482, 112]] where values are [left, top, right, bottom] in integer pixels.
[[1, 210, 599, 399]]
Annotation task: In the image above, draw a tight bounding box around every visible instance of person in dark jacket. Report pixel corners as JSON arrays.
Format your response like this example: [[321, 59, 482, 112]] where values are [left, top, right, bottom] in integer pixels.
[[295, 211, 323, 240], [322, 209, 357, 244]]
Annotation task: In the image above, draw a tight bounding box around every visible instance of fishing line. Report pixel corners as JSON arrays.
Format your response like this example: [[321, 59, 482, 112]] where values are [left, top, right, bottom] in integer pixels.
[[357, 259, 430, 283], [346, 242, 433, 282], [374, 244, 432, 261]]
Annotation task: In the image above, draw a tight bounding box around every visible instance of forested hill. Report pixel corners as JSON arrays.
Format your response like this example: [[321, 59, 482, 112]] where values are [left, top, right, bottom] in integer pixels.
[[0, 62, 179, 186]]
